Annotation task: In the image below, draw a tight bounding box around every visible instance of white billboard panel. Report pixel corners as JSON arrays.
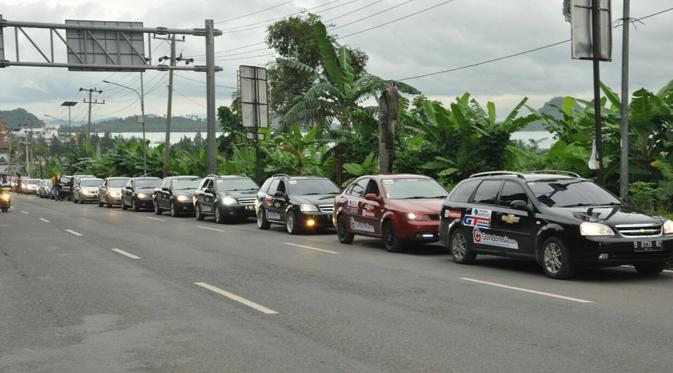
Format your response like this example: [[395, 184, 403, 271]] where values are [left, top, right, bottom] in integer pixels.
[[239, 65, 269, 129], [571, 0, 612, 61], [65, 20, 146, 71]]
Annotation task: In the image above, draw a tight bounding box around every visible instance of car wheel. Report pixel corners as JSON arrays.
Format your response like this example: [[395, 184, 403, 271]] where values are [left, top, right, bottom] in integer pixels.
[[257, 208, 270, 230], [450, 229, 476, 264], [541, 237, 574, 279], [154, 200, 162, 215], [382, 220, 404, 253], [195, 203, 204, 221], [337, 215, 354, 244], [132, 198, 139, 212], [170, 200, 178, 217], [633, 262, 666, 276], [121, 198, 128, 210], [286, 211, 300, 235], [215, 206, 225, 224]]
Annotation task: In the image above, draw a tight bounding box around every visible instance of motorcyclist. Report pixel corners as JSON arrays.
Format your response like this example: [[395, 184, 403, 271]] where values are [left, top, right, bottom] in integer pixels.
[[52, 173, 61, 200]]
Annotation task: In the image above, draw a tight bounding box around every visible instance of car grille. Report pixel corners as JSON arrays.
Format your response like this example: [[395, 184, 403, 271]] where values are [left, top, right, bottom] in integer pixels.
[[319, 204, 334, 213], [615, 224, 662, 237], [238, 197, 255, 206]]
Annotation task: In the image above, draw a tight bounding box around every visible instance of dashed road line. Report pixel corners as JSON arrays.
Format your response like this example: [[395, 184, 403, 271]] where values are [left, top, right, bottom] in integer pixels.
[[39, 218, 51, 223], [460, 277, 593, 304], [196, 225, 226, 233], [65, 229, 83, 237], [283, 242, 339, 254], [146, 217, 165, 222], [111, 248, 141, 260], [194, 282, 278, 315], [20, 210, 29, 215]]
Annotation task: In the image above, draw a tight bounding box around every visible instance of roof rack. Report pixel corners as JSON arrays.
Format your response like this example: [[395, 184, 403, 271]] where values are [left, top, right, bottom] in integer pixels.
[[469, 171, 525, 179], [528, 170, 581, 178]]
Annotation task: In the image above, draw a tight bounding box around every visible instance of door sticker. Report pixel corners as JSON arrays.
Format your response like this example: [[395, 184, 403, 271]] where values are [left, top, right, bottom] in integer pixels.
[[501, 214, 520, 224], [473, 229, 519, 250], [462, 208, 492, 228], [348, 199, 358, 206], [350, 217, 375, 233], [445, 209, 462, 219], [361, 203, 376, 217]]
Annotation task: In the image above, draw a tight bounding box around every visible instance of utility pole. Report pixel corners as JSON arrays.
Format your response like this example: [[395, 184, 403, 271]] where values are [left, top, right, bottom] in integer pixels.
[[205, 19, 217, 175], [619, 0, 630, 200], [79, 87, 104, 141], [158, 34, 190, 177], [378, 85, 400, 174], [591, 0, 605, 186], [140, 72, 147, 176]]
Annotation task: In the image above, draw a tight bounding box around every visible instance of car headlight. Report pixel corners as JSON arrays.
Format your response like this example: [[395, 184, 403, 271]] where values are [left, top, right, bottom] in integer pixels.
[[663, 220, 673, 235], [580, 222, 615, 236], [300, 203, 319, 212], [176, 195, 190, 202], [110, 191, 120, 198], [407, 212, 430, 221], [220, 196, 238, 206], [137, 193, 147, 199], [1, 195, 9, 201]]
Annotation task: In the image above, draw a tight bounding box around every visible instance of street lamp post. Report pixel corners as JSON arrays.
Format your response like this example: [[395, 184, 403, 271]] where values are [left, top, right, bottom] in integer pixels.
[[102, 77, 147, 176]]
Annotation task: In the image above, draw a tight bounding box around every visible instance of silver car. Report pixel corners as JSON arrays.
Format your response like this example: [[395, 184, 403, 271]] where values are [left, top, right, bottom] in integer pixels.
[[98, 177, 130, 208], [73, 177, 103, 204]]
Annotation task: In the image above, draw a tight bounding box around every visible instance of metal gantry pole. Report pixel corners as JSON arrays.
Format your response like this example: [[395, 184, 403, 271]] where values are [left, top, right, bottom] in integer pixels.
[[163, 35, 176, 178], [591, 0, 605, 186], [205, 19, 217, 175], [140, 72, 147, 176], [619, 0, 631, 200], [86, 89, 93, 140]]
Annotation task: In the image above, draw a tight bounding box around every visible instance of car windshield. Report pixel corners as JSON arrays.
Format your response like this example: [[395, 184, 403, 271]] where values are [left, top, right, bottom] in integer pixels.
[[288, 179, 340, 195], [81, 179, 103, 187], [383, 178, 448, 199], [527, 180, 622, 207], [173, 178, 200, 190], [217, 178, 259, 191], [108, 179, 129, 187], [135, 179, 160, 189]]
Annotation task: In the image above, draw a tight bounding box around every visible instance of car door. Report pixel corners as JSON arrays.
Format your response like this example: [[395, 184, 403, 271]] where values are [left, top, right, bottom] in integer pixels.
[[464, 180, 503, 253], [100, 179, 108, 202], [194, 178, 207, 213], [490, 181, 536, 255], [159, 179, 170, 209], [359, 179, 384, 235], [342, 178, 369, 234], [271, 179, 289, 222], [124, 180, 134, 205], [202, 179, 216, 214]]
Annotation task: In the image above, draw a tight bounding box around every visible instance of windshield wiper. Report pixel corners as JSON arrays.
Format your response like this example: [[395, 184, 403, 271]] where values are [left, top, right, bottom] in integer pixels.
[[559, 203, 599, 207]]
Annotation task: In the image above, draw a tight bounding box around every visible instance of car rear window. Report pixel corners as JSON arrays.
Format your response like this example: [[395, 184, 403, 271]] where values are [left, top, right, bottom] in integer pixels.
[[449, 180, 479, 203], [472, 180, 502, 205]]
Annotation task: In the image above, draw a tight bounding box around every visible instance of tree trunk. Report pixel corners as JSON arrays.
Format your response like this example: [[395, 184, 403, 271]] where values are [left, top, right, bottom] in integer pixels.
[[378, 85, 400, 174]]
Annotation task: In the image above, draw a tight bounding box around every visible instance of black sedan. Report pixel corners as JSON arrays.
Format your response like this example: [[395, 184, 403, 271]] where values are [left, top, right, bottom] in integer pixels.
[[440, 171, 673, 279], [153, 176, 201, 217], [194, 175, 259, 223], [121, 177, 161, 211]]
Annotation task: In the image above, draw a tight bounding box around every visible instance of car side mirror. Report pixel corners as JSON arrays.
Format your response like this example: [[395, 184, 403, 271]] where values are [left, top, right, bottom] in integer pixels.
[[162, 187, 170, 192], [364, 193, 380, 202], [510, 200, 528, 210]]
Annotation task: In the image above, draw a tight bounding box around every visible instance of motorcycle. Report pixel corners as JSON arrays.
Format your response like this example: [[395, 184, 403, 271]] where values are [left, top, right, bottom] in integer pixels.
[[0, 187, 11, 212]]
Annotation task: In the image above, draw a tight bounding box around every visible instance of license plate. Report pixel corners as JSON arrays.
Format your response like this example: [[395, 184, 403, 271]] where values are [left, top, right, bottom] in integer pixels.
[[633, 240, 664, 252], [246, 205, 254, 211]]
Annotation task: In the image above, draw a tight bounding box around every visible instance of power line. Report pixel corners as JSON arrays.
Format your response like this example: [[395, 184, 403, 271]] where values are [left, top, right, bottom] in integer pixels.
[[215, 0, 295, 24], [219, 0, 347, 32], [174, 73, 237, 89], [332, 0, 416, 31], [397, 6, 673, 81], [173, 87, 208, 109], [325, 0, 386, 22]]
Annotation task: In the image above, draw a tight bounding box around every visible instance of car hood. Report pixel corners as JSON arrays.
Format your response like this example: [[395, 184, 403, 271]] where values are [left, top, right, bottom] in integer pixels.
[[293, 194, 337, 206], [385, 198, 444, 214], [226, 190, 258, 199], [106, 187, 123, 193], [82, 187, 99, 192], [173, 189, 196, 197], [135, 188, 156, 194], [553, 205, 665, 226]]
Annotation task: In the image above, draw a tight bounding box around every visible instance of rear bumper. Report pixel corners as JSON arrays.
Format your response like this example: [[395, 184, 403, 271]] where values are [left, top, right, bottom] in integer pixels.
[[569, 236, 673, 266]]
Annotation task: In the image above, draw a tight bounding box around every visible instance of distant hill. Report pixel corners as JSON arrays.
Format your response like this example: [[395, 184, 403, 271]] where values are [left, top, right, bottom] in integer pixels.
[[59, 115, 208, 133], [0, 108, 46, 129], [521, 97, 567, 131]]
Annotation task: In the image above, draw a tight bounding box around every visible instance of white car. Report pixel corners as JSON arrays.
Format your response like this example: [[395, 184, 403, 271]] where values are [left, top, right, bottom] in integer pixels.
[[72, 177, 103, 204]]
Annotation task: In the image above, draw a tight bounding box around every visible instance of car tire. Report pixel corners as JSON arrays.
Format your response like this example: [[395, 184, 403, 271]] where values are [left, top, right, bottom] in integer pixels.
[[195, 203, 204, 221], [106, 202, 112, 208], [450, 229, 476, 264], [154, 200, 162, 215], [286, 211, 300, 235], [541, 237, 574, 279], [121, 198, 128, 210], [382, 220, 404, 253], [633, 262, 666, 276], [215, 207, 225, 224], [170, 200, 178, 217], [337, 215, 354, 244], [257, 208, 270, 230], [132, 198, 139, 212]]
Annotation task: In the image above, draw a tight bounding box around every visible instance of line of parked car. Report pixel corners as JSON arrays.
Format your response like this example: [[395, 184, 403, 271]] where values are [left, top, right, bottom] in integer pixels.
[[22, 170, 673, 279]]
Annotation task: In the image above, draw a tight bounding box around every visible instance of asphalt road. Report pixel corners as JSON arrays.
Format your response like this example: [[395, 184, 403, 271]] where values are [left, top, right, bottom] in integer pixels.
[[1, 193, 672, 373]]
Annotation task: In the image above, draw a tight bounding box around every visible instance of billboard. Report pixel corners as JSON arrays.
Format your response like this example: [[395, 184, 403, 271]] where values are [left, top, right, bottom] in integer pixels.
[[570, 0, 612, 61], [239, 65, 269, 130], [65, 20, 146, 71]]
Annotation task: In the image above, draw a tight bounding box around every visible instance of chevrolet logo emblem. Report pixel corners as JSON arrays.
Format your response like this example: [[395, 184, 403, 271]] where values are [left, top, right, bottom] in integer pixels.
[[640, 229, 646, 234], [501, 214, 520, 224]]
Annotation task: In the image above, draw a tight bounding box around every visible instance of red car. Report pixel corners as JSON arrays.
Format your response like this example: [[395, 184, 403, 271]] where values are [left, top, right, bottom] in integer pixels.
[[334, 174, 449, 252]]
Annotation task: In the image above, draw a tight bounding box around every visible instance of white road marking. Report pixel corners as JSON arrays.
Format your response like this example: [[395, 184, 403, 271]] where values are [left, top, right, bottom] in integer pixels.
[[65, 229, 83, 237], [460, 277, 593, 304], [622, 265, 673, 274], [194, 282, 278, 315], [111, 248, 141, 260], [20, 210, 29, 215], [146, 217, 165, 222], [283, 242, 339, 254], [39, 218, 51, 223], [196, 225, 226, 233]]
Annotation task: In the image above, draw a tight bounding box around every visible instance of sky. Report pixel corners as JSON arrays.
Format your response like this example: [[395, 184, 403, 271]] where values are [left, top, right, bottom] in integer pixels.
[[0, 0, 672, 125]]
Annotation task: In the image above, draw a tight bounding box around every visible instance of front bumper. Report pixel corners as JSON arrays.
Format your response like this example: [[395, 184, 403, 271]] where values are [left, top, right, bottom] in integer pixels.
[[569, 235, 673, 266], [174, 200, 195, 213], [105, 194, 122, 204], [79, 193, 99, 201], [220, 204, 256, 218], [396, 219, 441, 242], [299, 211, 334, 229]]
